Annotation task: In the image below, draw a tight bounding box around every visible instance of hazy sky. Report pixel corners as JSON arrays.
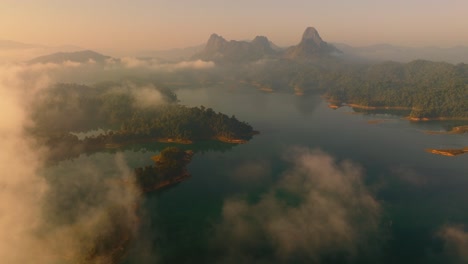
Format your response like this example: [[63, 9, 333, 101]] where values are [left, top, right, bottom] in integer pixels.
[[1, 0, 467, 51]]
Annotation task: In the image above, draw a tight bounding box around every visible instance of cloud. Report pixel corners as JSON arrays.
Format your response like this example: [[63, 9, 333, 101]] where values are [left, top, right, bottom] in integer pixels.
[[120, 57, 154, 68], [105, 82, 169, 109], [131, 85, 166, 108], [214, 148, 382, 263], [173, 59, 215, 70], [438, 225, 468, 262], [0, 62, 142, 263], [120, 57, 214, 71], [63, 60, 83, 67]]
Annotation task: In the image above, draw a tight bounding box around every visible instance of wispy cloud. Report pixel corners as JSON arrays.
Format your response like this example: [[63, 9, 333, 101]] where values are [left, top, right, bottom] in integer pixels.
[[120, 57, 214, 71], [214, 147, 382, 263]]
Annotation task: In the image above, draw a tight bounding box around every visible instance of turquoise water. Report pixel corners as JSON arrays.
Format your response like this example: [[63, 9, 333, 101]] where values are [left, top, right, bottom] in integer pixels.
[[51, 87, 468, 263]]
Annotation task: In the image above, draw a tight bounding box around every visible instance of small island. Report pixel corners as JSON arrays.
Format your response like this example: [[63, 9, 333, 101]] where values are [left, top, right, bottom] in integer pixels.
[[425, 147, 468, 157], [425, 125, 468, 135], [134, 147, 194, 192]]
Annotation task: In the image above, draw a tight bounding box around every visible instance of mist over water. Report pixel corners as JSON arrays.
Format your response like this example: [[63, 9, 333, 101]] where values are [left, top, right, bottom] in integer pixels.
[[0, 58, 466, 264], [142, 86, 467, 263], [0, 63, 142, 264]]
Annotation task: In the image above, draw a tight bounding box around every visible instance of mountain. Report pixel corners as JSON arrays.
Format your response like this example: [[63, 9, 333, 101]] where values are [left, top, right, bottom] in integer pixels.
[[284, 27, 341, 59], [193, 34, 278, 62], [29, 50, 114, 64]]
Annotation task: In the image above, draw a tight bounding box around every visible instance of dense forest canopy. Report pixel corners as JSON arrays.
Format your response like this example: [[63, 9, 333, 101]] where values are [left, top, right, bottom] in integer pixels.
[[30, 81, 178, 133], [30, 59, 468, 143], [325, 60, 468, 118], [202, 58, 467, 119], [30, 81, 255, 162], [134, 147, 194, 192]]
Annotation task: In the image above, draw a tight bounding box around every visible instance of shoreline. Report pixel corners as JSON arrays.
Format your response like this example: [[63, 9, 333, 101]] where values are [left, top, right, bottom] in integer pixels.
[[102, 133, 259, 150], [425, 147, 468, 157], [407, 117, 468, 122], [424, 126, 468, 135], [142, 173, 192, 193], [326, 99, 468, 121], [346, 103, 412, 111], [46, 132, 259, 162]]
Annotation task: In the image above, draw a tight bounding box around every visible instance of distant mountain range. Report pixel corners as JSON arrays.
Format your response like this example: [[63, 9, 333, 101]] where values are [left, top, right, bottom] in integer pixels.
[[193, 34, 278, 62], [9, 26, 468, 64], [29, 50, 115, 64], [192, 27, 341, 62], [284, 27, 342, 60]]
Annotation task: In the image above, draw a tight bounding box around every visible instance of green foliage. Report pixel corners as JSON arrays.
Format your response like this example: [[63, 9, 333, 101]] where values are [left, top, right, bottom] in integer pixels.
[[119, 104, 253, 141], [134, 147, 193, 191], [326, 60, 468, 118], [31, 81, 178, 133], [31, 81, 255, 158]]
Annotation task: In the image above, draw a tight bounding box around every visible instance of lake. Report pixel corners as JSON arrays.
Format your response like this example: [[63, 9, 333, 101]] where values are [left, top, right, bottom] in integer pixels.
[[49, 86, 468, 263]]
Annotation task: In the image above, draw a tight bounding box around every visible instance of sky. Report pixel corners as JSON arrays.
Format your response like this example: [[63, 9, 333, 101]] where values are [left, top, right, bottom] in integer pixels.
[[1, 0, 467, 52]]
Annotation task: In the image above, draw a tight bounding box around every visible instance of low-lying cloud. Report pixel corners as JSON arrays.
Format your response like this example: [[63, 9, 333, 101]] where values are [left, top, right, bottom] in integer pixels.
[[104, 82, 169, 110], [0, 62, 142, 263], [438, 225, 468, 262], [215, 148, 382, 263], [120, 57, 214, 71]]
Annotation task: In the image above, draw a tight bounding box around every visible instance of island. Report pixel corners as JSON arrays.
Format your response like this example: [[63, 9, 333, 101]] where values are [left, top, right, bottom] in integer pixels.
[[425, 125, 468, 135], [425, 147, 468, 157], [75, 147, 195, 263], [80, 205, 135, 264], [451, 126, 468, 134], [30, 82, 258, 162], [134, 147, 194, 192]]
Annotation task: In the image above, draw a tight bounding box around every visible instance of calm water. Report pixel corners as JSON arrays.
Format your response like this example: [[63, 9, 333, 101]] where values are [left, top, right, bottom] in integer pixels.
[[51, 87, 468, 263]]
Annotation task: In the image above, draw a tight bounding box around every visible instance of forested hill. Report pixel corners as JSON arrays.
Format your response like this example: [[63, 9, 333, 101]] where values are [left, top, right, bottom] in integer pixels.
[[31, 82, 178, 133], [118, 104, 254, 142], [325, 60, 468, 119], [30, 82, 256, 161]]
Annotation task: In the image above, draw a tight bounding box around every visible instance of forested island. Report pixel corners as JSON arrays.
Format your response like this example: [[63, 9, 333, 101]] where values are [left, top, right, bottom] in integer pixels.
[[425, 125, 468, 135], [191, 28, 468, 120], [134, 147, 194, 192], [426, 147, 468, 157], [30, 82, 257, 161], [190, 31, 467, 120], [77, 147, 194, 263], [321, 60, 468, 120], [172, 58, 468, 120]]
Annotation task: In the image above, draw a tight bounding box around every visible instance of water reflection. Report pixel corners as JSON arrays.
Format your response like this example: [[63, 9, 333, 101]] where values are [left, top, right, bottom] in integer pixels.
[[47, 86, 468, 264]]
